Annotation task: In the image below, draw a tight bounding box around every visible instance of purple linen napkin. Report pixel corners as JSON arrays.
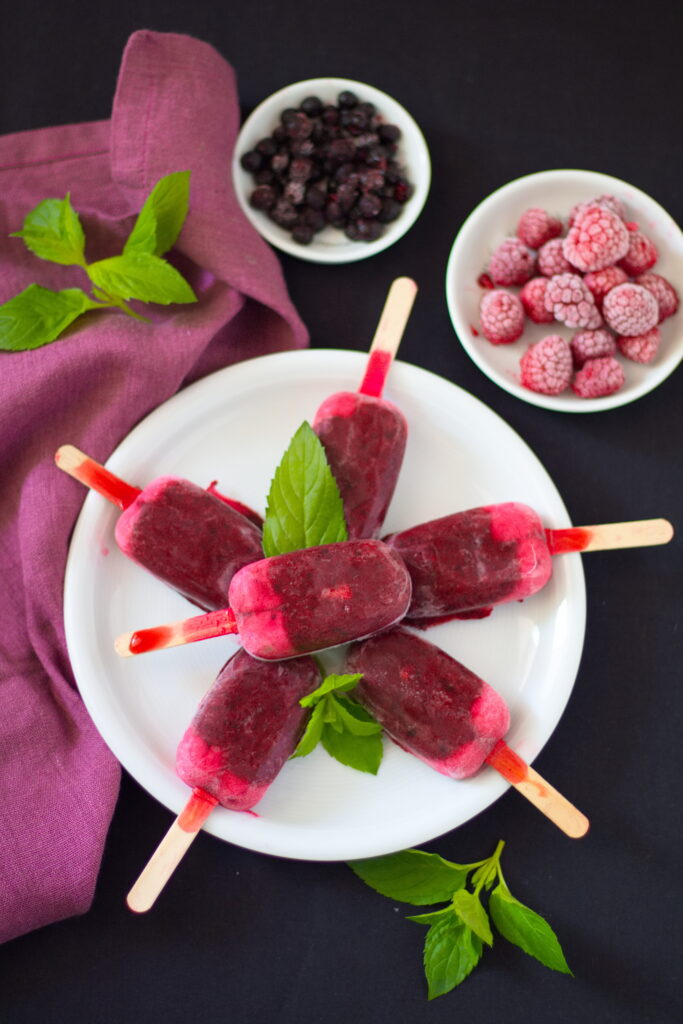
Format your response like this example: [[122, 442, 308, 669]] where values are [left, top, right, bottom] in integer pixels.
[[0, 30, 308, 944]]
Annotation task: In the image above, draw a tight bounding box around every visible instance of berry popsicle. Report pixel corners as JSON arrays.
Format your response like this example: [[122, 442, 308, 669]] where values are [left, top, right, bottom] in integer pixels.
[[346, 627, 589, 837], [312, 277, 417, 538], [384, 502, 674, 621], [115, 539, 413, 660], [56, 445, 264, 611], [127, 649, 320, 912]]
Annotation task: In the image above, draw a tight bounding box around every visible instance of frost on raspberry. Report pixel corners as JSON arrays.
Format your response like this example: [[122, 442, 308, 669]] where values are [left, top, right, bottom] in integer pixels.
[[520, 277, 554, 323], [603, 283, 659, 336], [570, 329, 616, 368], [635, 273, 680, 322], [569, 195, 626, 225], [520, 335, 573, 395], [617, 327, 661, 364], [583, 266, 628, 309], [572, 356, 625, 398], [516, 208, 563, 249], [544, 273, 602, 329], [563, 204, 630, 272], [479, 289, 525, 344], [618, 226, 658, 276], [488, 238, 536, 286], [537, 238, 572, 277]]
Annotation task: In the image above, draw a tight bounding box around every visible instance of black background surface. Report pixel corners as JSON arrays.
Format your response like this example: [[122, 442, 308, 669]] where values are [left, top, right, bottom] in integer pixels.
[[1, 2, 681, 1022]]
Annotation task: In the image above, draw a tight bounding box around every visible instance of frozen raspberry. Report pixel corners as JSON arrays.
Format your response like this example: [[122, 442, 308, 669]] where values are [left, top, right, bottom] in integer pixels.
[[635, 272, 680, 321], [569, 195, 626, 225], [537, 238, 573, 277], [520, 335, 573, 395], [617, 327, 661, 363], [488, 238, 535, 286], [618, 226, 658, 276], [572, 356, 625, 398], [544, 273, 602, 329], [570, 329, 617, 367], [516, 208, 563, 249], [563, 204, 630, 272], [583, 266, 628, 309], [479, 290, 525, 344], [520, 277, 554, 323], [603, 282, 659, 336]]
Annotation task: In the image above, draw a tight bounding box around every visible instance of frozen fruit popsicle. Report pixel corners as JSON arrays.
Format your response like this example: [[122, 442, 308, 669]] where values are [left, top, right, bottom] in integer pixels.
[[346, 627, 588, 837], [384, 502, 674, 621], [312, 277, 417, 539], [116, 539, 413, 661], [55, 445, 264, 611], [127, 649, 320, 912]]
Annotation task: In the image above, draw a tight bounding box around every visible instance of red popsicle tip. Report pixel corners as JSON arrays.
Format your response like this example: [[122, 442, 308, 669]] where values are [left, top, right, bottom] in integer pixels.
[[358, 348, 393, 398], [55, 445, 141, 510], [545, 527, 593, 555], [485, 739, 528, 784]]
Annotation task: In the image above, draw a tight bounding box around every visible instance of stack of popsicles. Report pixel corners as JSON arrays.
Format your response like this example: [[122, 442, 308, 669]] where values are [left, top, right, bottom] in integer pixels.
[[57, 274, 674, 911]]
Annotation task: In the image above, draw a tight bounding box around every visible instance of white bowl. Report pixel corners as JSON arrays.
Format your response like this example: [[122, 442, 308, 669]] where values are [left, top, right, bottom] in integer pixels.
[[446, 169, 683, 412], [232, 77, 431, 263]]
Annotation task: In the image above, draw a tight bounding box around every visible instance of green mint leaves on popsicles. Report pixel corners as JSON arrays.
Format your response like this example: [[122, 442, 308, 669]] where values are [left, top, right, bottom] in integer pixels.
[[292, 673, 383, 774], [1, 171, 196, 351], [262, 422, 348, 556], [349, 841, 572, 999]]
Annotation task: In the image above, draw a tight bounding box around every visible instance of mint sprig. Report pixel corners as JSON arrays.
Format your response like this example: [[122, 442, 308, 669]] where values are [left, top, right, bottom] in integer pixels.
[[1, 171, 196, 352], [349, 840, 573, 999], [262, 422, 348, 557], [292, 673, 383, 775]]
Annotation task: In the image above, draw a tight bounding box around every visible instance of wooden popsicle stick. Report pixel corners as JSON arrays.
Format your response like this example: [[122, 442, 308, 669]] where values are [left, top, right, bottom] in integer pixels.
[[55, 444, 141, 510], [546, 518, 673, 554], [358, 277, 418, 397], [486, 740, 589, 839], [127, 788, 218, 913], [115, 607, 239, 657]]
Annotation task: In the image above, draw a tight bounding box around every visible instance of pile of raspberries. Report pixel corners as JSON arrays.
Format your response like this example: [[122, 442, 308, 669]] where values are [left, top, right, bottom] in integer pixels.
[[477, 196, 679, 398]]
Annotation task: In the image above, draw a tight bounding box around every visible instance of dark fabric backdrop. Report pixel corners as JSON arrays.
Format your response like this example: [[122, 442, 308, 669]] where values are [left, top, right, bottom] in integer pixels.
[[1, 2, 681, 1022]]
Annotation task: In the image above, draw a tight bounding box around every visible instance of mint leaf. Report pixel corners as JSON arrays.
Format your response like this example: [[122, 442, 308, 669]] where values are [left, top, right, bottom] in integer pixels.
[[348, 850, 470, 905], [423, 915, 483, 999], [334, 697, 383, 736], [406, 908, 453, 925], [321, 714, 383, 774], [299, 673, 363, 707], [291, 702, 325, 759], [11, 194, 86, 266], [0, 285, 101, 351], [262, 421, 348, 557], [124, 171, 191, 257], [88, 253, 197, 305], [451, 889, 493, 946], [489, 884, 572, 975]]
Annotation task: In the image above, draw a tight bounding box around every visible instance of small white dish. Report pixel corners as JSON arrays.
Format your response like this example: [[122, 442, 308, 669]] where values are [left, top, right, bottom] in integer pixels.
[[232, 77, 431, 263], [446, 169, 683, 412], [63, 350, 585, 862]]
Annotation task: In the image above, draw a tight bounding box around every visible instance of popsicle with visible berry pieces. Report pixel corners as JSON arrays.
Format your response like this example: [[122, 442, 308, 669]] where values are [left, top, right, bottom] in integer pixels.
[[55, 445, 264, 612], [115, 539, 413, 660], [312, 277, 417, 538]]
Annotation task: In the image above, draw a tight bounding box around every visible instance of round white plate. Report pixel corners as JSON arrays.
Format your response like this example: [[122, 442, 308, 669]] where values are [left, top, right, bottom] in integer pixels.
[[64, 350, 585, 861], [446, 169, 683, 412], [232, 77, 431, 263]]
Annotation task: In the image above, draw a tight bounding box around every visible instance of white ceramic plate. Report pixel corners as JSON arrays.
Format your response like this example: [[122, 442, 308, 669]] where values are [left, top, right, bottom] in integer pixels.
[[64, 350, 585, 861], [446, 169, 683, 412], [232, 77, 431, 263]]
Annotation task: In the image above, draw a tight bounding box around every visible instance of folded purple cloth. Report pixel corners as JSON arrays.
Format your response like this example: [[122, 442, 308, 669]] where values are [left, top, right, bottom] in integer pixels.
[[0, 30, 307, 944]]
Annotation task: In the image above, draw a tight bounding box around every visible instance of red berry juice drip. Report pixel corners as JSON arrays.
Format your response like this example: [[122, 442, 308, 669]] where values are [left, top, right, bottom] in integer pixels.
[[75, 458, 141, 511], [177, 788, 218, 832], [545, 527, 593, 555], [477, 273, 494, 289], [358, 349, 392, 398], [485, 740, 527, 784]]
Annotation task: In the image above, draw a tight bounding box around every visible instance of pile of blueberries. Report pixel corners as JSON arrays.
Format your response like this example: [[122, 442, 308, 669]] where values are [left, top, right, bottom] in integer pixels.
[[240, 91, 414, 245]]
